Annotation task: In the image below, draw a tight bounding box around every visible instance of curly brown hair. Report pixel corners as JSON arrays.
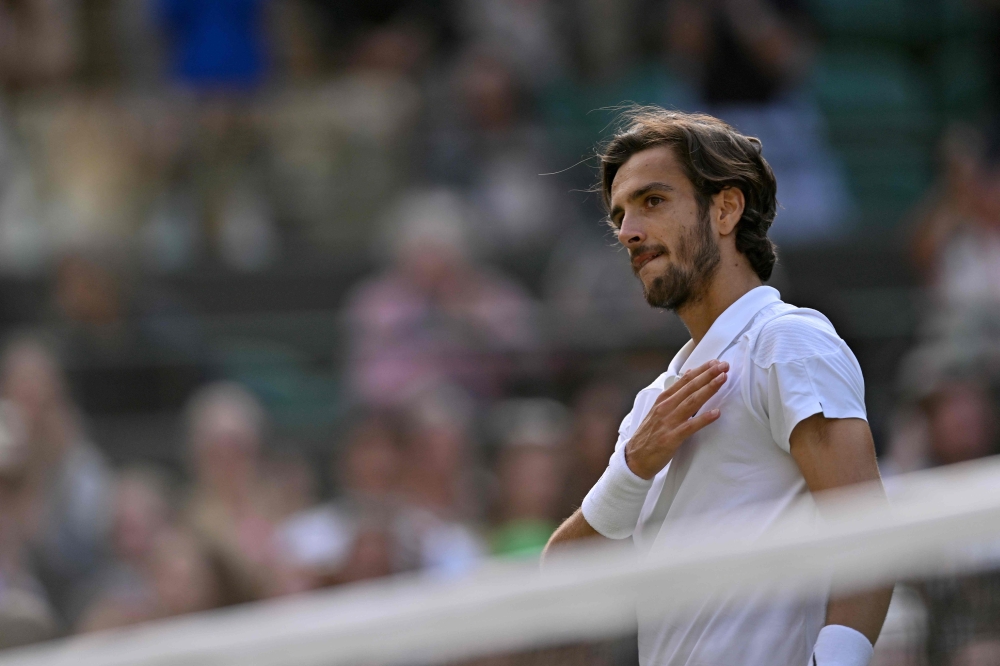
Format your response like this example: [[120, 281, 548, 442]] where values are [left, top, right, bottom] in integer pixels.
[[598, 106, 778, 282]]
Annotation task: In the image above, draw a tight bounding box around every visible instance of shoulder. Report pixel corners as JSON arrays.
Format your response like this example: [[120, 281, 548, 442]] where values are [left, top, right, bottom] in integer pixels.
[[748, 307, 849, 368]]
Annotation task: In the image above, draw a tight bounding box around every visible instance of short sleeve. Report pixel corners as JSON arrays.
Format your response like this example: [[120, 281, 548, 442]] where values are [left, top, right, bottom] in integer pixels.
[[612, 412, 633, 454], [753, 314, 867, 452], [612, 377, 673, 454]]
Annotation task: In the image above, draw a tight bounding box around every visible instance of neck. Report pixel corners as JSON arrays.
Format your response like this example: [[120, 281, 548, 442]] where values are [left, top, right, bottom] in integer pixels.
[[676, 262, 763, 343]]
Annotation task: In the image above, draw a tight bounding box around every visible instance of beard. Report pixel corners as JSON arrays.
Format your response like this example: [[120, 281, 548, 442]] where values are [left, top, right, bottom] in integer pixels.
[[633, 210, 720, 311]]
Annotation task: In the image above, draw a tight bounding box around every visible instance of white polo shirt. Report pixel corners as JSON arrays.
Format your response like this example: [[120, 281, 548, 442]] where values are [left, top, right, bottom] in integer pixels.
[[585, 286, 868, 666]]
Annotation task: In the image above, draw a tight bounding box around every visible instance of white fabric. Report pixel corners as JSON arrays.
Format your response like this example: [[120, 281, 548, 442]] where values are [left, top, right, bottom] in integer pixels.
[[588, 286, 867, 666], [582, 446, 655, 539], [811, 625, 874, 666]]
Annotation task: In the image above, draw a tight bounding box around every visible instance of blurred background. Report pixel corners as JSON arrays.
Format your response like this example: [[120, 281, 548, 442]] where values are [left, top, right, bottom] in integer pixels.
[[0, 0, 998, 663]]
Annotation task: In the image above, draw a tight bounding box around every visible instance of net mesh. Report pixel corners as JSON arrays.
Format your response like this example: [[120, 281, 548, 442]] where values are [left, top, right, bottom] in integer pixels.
[[1, 457, 999, 666]]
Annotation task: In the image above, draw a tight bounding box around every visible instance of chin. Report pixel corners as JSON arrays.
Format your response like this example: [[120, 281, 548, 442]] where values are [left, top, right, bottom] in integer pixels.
[[642, 272, 694, 311]]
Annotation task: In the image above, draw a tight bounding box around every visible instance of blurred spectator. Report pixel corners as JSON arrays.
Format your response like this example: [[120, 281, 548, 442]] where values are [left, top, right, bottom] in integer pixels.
[[157, 0, 271, 92], [257, 448, 319, 523], [305, 0, 456, 73], [395, 388, 485, 575], [455, 0, 570, 90], [0, 337, 113, 623], [663, 0, 813, 107], [884, 351, 1000, 664], [662, 0, 850, 243], [950, 639, 1000, 666], [912, 126, 1000, 338], [147, 526, 238, 615], [18, 93, 148, 250], [923, 380, 997, 467], [279, 412, 407, 587], [398, 386, 480, 520], [896, 376, 999, 475], [488, 398, 569, 557], [543, 230, 691, 350], [0, 104, 46, 276], [79, 0, 165, 88], [884, 347, 999, 476], [428, 49, 568, 258], [0, 400, 58, 647], [74, 466, 174, 632], [182, 382, 280, 601], [262, 58, 421, 254], [345, 189, 539, 405], [82, 520, 251, 629], [561, 380, 629, 515], [280, 404, 484, 586], [0, 0, 81, 89]]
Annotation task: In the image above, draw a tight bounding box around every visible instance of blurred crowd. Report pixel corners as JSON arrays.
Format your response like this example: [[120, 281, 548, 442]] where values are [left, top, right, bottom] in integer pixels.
[[0, 333, 633, 648], [0, 0, 852, 274], [0, 1, 997, 665]]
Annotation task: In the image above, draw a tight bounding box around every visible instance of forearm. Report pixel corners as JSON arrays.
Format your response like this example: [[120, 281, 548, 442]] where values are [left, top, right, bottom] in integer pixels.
[[825, 586, 893, 646], [541, 509, 604, 564], [810, 588, 892, 666]]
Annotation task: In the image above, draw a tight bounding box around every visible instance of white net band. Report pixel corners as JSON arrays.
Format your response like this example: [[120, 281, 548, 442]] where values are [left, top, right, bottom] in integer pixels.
[[3, 456, 1000, 666]]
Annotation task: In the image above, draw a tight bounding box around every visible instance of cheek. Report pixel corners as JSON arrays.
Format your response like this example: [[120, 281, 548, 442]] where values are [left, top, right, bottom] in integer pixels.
[[648, 203, 700, 245]]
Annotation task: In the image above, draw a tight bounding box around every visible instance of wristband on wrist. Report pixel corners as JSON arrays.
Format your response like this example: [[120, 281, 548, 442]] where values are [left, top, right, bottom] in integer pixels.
[[810, 624, 874, 666], [581, 446, 653, 539]]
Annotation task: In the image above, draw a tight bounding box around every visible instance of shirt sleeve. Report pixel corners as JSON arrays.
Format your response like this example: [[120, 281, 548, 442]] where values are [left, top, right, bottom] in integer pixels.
[[754, 314, 867, 452], [612, 412, 632, 453], [612, 380, 669, 454]]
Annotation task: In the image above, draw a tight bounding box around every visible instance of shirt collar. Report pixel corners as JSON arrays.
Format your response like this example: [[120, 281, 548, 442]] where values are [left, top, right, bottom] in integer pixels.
[[667, 286, 782, 376]]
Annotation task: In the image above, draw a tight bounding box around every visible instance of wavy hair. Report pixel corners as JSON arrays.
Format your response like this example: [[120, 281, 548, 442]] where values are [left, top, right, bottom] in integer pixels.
[[598, 106, 778, 281]]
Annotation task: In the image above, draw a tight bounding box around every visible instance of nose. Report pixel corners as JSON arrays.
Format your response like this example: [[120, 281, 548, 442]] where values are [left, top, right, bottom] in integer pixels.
[[617, 213, 646, 248]]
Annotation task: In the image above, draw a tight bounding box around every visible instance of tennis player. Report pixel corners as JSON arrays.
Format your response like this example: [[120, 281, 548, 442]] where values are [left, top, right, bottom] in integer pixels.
[[544, 107, 891, 666]]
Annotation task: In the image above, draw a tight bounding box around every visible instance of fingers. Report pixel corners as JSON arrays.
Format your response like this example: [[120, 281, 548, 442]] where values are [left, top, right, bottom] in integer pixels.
[[674, 407, 721, 438], [674, 370, 727, 422], [655, 360, 725, 403], [662, 360, 728, 409]]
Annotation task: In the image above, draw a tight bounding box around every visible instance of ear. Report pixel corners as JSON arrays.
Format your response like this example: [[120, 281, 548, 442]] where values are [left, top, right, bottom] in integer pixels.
[[713, 187, 745, 237]]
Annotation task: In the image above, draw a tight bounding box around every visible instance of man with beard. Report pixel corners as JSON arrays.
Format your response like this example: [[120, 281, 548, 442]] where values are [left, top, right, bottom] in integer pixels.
[[543, 108, 890, 666]]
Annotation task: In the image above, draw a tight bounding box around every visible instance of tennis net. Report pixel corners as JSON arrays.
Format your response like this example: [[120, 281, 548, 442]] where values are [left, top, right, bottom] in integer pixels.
[[2, 456, 1000, 666]]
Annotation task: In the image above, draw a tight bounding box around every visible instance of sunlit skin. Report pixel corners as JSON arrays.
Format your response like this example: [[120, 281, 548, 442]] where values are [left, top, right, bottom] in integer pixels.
[[543, 143, 891, 645], [608, 144, 759, 342]]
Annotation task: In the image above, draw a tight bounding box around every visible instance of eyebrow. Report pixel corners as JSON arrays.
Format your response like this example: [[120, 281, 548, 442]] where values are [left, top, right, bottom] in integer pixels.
[[609, 181, 675, 222]]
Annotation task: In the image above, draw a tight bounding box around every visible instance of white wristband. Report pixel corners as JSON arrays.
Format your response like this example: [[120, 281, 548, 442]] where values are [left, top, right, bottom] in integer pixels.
[[810, 625, 873, 666], [581, 447, 653, 539]]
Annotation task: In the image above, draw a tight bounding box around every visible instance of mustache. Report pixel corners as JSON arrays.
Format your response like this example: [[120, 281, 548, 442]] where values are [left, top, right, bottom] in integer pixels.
[[629, 243, 669, 271]]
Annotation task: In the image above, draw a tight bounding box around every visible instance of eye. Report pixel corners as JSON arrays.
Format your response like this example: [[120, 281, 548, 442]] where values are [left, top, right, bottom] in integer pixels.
[[646, 195, 664, 208]]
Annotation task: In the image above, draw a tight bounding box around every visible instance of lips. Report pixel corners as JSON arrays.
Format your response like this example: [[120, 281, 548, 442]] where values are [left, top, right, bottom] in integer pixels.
[[631, 250, 664, 272]]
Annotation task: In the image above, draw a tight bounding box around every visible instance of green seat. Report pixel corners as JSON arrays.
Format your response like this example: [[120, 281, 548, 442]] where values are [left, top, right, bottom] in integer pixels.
[[215, 339, 343, 432], [805, 0, 933, 42], [814, 49, 932, 116], [937, 42, 992, 118], [811, 48, 936, 227], [839, 148, 931, 221], [540, 66, 698, 159], [940, 0, 982, 37]]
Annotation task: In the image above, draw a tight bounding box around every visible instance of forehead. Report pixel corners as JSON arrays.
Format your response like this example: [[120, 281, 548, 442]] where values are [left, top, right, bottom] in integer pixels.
[[609, 144, 688, 202]]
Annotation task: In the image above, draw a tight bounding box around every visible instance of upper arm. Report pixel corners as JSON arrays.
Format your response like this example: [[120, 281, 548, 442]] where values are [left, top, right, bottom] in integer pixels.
[[790, 414, 882, 493]]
